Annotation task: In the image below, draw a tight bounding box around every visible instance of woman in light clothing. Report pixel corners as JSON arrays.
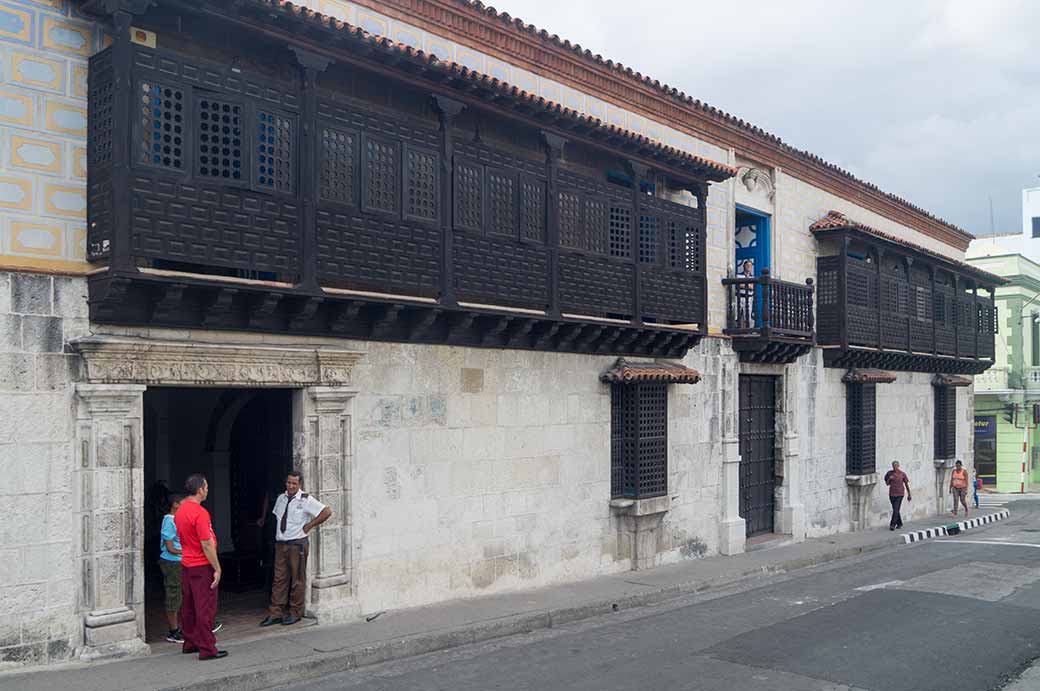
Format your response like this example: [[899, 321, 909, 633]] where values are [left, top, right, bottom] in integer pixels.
[[950, 460, 969, 517]]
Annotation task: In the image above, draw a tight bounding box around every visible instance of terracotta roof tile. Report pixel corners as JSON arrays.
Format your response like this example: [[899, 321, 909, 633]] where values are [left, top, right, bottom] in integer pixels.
[[841, 369, 897, 384], [932, 374, 972, 387], [446, 1, 971, 243], [252, 1, 736, 181], [810, 211, 1005, 286], [600, 358, 701, 385]]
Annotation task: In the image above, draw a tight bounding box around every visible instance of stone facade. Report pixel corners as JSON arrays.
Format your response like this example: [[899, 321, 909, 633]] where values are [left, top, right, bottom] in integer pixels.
[[0, 0, 979, 673]]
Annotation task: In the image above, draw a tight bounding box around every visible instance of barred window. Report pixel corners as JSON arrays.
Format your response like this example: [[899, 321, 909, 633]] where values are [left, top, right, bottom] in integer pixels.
[[255, 111, 295, 194], [610, 382, 668, 499], [846, 383, 876, 475], [138, 81, 183, 170], [609, 205, 632, 259], [197, 97, 242, 181], [934, 385, 956, 459]]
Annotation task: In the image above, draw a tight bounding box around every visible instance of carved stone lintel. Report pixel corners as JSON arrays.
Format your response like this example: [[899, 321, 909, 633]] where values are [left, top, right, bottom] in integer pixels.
[[72, 336, 364, 387]]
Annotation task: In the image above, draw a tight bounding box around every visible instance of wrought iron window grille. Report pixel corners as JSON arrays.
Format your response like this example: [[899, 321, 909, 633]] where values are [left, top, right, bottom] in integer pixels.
[[610, 382, 668, 499]]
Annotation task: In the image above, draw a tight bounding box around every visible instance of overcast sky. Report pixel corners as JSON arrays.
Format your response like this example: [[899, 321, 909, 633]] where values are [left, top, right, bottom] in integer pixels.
[[505, 0, 1040, 237]]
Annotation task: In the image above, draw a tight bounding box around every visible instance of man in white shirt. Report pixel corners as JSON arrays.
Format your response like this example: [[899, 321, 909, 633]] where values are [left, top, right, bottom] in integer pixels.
[[259, 470, 331, 627]]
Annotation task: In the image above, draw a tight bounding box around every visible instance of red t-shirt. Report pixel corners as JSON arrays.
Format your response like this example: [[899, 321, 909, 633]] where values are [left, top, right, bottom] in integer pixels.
[[174, 499, 216, 568]]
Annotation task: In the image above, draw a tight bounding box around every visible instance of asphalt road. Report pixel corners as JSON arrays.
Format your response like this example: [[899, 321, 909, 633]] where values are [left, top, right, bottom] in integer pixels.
[[275, 500, 1040, 691]]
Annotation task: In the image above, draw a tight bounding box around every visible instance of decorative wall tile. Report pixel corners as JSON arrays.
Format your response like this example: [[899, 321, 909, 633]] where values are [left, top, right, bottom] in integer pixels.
[[454, 46, 484, 73], [10, 52, 65, 92], [43, 99, 85, 135], [393, 26, 420, 49], [356, 9, 387, 36], [0, 88, 35, 126], [512, 69, 537, 95], [606, 106, 626, 129], [41, 181, 84, 217], [69, 224, 85, 260], [41, 16, 93, 56], [424, 35, 452, 61], [27, 0, 63, 9], [0, 2, 34, 46], [562, 88, 584, 112], [0, 174, 33, 209], [10, 134, 62, 173], [485, 57, 511, 83], [10, 218, 62, 256], [586, 97, 606, 121], [319, 0, 355, 22], [70, 144, 85, 178], [539, 80, 561, 103], [71, 63, 87, 98]]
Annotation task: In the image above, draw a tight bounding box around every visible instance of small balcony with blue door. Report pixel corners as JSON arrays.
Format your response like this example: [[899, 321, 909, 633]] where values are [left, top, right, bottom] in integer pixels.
[[723, 206, 816, 364]]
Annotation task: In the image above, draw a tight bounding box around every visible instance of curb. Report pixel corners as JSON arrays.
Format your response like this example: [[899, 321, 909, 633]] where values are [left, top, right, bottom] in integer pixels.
[[902, 509, 1010, 544], [147, 538, 900, 691]]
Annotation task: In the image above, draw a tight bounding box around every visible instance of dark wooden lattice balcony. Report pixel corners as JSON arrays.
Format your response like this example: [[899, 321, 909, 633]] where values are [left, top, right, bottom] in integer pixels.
[[812, 212, 1002, 374], [723, 269, 815, 364], [83, 1, 734, 359]]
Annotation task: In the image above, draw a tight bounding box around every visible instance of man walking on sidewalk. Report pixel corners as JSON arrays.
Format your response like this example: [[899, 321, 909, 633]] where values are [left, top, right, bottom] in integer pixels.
[[175, 474, 227, 661], [951, 460, 969, 517], [259, 470, 331, 627], [884, 461, 912, 531]]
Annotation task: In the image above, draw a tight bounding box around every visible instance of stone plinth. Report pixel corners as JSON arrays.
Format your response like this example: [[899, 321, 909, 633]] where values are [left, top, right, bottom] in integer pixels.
[[611, 495, 671, 571], [845, 473, 879, 532]]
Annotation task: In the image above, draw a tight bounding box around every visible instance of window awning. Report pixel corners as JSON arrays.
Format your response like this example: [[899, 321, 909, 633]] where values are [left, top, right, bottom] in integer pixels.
[[932, 374, 972, 387], [600, 358, 701, 385], [841, 368, 897, 384]]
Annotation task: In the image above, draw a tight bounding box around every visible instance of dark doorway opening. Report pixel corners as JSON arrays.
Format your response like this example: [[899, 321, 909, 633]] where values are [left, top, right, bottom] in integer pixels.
[[738, 375, 778, 538], [143, 387, 296, 645]]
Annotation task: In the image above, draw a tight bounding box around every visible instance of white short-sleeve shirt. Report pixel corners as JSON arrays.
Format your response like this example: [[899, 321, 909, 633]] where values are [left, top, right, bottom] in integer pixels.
[[271, 491, 327, 542]]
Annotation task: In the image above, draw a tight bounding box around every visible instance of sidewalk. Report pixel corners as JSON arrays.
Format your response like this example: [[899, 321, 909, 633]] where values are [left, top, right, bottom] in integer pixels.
[[0, 512, 992, 691]]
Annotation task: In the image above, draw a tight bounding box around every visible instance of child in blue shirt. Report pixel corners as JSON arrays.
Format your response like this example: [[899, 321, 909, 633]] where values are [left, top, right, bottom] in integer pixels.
[[159, 494, 185, 642]]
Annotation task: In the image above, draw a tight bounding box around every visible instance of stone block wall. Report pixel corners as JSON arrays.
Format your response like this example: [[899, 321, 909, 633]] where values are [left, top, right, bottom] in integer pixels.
[[0, 272, 86, 669]]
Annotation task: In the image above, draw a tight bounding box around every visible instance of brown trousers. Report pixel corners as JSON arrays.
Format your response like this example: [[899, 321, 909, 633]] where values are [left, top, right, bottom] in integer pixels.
[[268, 540, 308, 618]]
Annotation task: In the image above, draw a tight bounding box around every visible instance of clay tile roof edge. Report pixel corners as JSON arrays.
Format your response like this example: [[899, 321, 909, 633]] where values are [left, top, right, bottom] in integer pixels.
[[441, 0, 971, 243], [932, 374, 973, 387], [599, 357, 701, 385], [841, 369, 897, 384], [251, 1, 736, 181], [810, 211, 1005, 285]]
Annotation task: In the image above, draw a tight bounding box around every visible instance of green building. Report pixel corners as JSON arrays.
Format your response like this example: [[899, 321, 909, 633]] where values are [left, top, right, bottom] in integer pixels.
[[966, 251, 1040, 492]]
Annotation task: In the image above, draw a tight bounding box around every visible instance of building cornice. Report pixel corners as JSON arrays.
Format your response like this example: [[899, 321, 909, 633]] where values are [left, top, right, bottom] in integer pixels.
[[358, 0, 974, 251]]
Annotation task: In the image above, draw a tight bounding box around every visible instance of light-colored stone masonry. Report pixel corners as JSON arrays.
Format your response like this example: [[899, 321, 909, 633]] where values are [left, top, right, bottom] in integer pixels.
[[0, 0, 976, 671]]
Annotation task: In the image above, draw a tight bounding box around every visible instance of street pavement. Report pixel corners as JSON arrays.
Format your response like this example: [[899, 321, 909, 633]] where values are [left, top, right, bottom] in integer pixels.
[[275, 498, 1040, 691]]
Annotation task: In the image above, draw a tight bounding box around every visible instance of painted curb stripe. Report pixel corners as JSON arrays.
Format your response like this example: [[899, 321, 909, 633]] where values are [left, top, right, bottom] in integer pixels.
[[902, 509, 1010, 545]]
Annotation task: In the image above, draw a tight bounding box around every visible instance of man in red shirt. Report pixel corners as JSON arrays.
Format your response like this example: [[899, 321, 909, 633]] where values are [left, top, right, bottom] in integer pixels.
[[884, 461, 912, 531], [174, 474, 227, 660]]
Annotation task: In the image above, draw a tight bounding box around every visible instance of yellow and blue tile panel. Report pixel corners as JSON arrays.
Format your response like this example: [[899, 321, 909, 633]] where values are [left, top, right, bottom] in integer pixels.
[[0, 0, 93, 273]]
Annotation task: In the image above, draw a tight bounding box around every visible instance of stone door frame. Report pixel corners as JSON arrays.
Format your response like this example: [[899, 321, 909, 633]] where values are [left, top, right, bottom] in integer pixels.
[[71, 336, 364, 660]]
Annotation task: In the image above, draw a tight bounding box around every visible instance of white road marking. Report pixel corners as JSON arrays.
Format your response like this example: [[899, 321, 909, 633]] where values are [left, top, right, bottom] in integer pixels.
[[855, 580, 904, 592], [931, 540, 1040, 548]]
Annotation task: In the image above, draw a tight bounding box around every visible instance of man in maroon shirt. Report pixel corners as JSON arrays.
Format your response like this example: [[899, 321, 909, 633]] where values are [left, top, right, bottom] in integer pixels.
[[174, 473, 228, 660], [884, 461, 912, 531]]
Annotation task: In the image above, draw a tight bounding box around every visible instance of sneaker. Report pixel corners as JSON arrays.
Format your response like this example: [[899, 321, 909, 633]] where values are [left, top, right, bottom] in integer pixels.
[[212, 621, 223, 634], [166, 629, 184, 643]]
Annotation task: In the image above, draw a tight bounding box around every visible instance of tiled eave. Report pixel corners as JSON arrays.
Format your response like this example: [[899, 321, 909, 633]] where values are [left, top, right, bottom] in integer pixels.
[[600, 358, 701, 385], [811, 211, 1005, 288], [350, 0, 975, 251], [160, 0, 735, 186]]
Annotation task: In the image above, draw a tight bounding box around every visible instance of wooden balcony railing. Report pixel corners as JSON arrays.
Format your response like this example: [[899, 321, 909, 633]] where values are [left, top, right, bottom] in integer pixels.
[[722, 269, 815, 363], [816, 254, 998, 374]]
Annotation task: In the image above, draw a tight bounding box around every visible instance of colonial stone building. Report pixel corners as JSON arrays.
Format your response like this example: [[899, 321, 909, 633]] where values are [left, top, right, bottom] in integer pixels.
[[0, 0, 999, 670]]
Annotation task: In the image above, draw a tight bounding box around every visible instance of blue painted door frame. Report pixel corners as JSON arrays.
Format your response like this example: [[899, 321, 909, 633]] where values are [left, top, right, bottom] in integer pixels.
[[735, 206, 771, 326], [734, 205, 771, 277]]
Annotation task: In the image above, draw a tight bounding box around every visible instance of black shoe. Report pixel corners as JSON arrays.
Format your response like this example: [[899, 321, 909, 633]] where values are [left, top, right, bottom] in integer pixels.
[[200, 650, 229, 661], [166, 629, 184, 643], [281, 615, 299, 625], [889, 526, 895, 531], [259, 617, 282, 627], [212, 621, 223, 634]]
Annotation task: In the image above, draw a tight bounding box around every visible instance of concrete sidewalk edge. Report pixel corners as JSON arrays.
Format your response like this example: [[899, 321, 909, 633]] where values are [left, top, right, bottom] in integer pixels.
[[149, 537, 902, 691]]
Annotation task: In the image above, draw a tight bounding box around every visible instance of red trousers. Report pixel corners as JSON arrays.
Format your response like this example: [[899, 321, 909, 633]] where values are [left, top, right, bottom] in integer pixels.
[[180, 564, 219, 657]]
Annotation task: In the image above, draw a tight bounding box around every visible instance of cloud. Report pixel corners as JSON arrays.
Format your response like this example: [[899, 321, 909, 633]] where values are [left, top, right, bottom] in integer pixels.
[[504, 0, 1040, 235]]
